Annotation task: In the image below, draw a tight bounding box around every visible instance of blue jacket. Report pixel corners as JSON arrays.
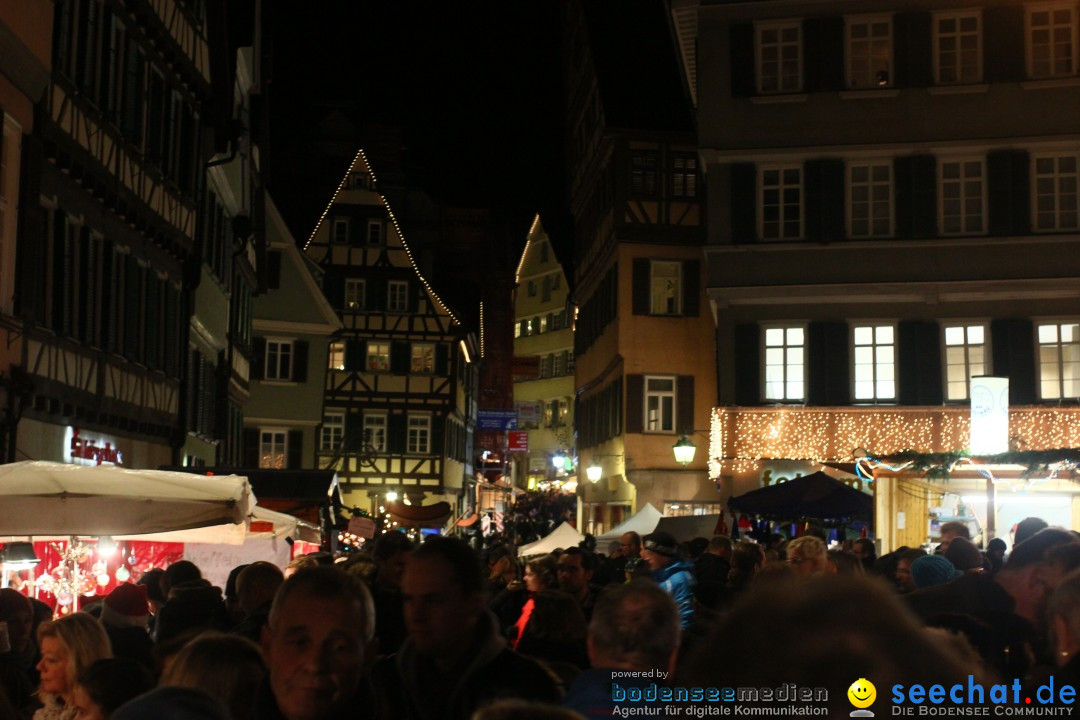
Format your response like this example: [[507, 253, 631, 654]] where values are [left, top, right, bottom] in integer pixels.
[[653, 560, 696, 628]]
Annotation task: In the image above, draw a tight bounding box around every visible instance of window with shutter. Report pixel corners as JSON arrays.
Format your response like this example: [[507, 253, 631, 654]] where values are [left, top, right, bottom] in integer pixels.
[[933, 11, 983, 84], [846, 15, 894, 88]]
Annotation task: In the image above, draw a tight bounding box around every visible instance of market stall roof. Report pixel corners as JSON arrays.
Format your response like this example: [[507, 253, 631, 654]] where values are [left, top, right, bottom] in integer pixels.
[[654, 514, 725, 542], [728, 471, 872, 522], [518, 521, 585, 557], [596, 503, 663, 546], [0, 461, 251, 536]]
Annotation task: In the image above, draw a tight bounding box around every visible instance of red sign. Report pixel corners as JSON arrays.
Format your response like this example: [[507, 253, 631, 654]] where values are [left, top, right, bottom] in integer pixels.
[[508, 431, 529, 453]]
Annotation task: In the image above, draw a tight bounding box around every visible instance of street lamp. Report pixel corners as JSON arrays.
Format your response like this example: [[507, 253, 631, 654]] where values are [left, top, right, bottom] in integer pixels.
[[552, 451, 566, 469], [673, 435, 696, 465], [586, 464, 603, 483]]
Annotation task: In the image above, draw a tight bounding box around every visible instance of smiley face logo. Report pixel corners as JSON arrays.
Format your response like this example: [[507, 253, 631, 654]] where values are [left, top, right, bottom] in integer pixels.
[[847, 678, 876, 709]]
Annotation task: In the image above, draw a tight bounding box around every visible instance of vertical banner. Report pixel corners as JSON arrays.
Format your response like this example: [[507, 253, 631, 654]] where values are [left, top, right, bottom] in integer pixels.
[[970, 376, 1009, 455]]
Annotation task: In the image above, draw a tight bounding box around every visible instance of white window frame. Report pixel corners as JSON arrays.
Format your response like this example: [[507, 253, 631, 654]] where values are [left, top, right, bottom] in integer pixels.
[[1033, 153, 1080, 232], [367, 219, 383, 245], [366, 341, 390, 372], [364, 412, 387, 452], [942, 323, 989, 402], [388, 280, 408, 312], [345, 279, 365, 310], [852, 323, 897, 401], [650, 260, 683, 315], [411, 343, 435, 374], [845, 14, 894, 89], [539, 315, 548, 333], [1037, 320, 1080, 400], [1026, 3, 1079, 79], [939, 157, 986, 236], [331, 217, 350, 244], [933, 10, 983, 84], [321, 410, 345, 452], [763, 325, 807, 402], [328, 341, 345, 371], [407, 413, 431, 454], [759, 165, 803, 240], [756, 20, 803, 94], [847, 161, 894, 238], [644, 375, 677, 433], [259, 428, 288, 469], [265, 339, 294, 381]]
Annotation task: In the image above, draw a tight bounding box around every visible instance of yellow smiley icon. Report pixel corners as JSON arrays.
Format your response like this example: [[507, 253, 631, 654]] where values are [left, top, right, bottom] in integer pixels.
[[848, 678, 876, 709]]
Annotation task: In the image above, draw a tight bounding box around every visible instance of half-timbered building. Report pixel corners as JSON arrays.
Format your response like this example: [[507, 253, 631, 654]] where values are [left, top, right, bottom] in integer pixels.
[[304, 149, 478, 516]]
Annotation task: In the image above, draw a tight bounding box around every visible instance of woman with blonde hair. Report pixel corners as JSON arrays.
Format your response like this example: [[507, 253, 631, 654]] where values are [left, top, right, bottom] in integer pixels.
[[785, 535, 831, 578], [34, 612, 112, 720], [159, 631, 265, 720]]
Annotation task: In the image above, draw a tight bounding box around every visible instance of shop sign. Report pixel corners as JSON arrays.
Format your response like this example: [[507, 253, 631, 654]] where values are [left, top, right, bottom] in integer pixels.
[[67, 427, 123, 466], [508, 431, 529, 453], [514, 401, 543, 425]]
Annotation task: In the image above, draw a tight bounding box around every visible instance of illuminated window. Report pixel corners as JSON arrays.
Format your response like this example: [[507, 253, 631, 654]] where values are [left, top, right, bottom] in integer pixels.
[[756, 21, 802, 93], [411, 343, 434, 373], [939, 159, 985, 235], [943, 324, 988, 401], [364, 413, 386, 452], [1027, 4, 1078, 78], [328, 341, 345, 371], [853, 324, 896, 401], [763, 326, 806, 401], [650, 261, 682, 315], [345, 279, 365, 310], [848, 162, 893, 238], [366, 341, 390, 372], [407, 414, 431, 454], [388, 281, 408, 312], [760, 166, 803, 240], [846, 15, 893, 88], [539, 315, 548, 333], [265, 340, 293, 381], [321, 411, 344, 451], [934, 11, 982, 84], [1038, 322, 1080, 399], [1033, 155, 1080, 231], [259, 429, 287, 469], [645, 376, 676, 432]]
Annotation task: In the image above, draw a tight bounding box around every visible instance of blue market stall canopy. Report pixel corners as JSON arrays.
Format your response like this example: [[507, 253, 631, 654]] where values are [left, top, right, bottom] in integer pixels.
[[728, 471, 872, 522]]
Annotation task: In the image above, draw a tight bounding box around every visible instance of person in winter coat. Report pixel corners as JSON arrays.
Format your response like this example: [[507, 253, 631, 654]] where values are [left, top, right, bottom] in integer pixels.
[[640, 531, 696, 629]]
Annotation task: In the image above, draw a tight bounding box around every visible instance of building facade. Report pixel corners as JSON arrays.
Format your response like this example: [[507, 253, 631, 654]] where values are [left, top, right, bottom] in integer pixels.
[[512, 217, 576, 491], [566, 0, 717, 535], [304, 150, 478, 517], [675, 0, 1080, 544]]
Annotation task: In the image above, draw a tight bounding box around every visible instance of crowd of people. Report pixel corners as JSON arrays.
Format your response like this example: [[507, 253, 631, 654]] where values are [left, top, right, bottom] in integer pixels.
[[2, 514, 1080, 718]]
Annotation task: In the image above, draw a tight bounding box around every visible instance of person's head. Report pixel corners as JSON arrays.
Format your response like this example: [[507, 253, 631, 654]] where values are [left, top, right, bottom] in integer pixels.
[[71, 658, 154, 720], [1014, 517, 1050, 547], [372, 532, 414, 590], [827, 550, 862, 575], [137, 568, 166, 615], [851, 538, 876, 565], [236, 562, 285, 616], [785, 536, 829, 578], [162, 632, 265, 720], [100, 583, 150, 631], [944, 537, 985, 573], [0, 587, 34, 654], [36, 612, 112, 702], [523, 555, 558, 593], [587, 580, 679, 674], [607, 540, 621, 558], [402, 536, 486, 661], [937, 521, 971, 554], [162, 561, 202, 599], [619, 532, 641, 558], [986, 537, 1008, 561], [707, 535, 733, 559], [640, 532, 679, 571], [283, 555, 319, 580], [730, 541, 766, 581], [911, 554, 962, 589], [556, 548, 596, 596], [998, 528, 1080, 625], [261, 566, 374, 720], [224, 564, 249, 625], [894, 549, 927, 593], [111, 687, 230, 720]]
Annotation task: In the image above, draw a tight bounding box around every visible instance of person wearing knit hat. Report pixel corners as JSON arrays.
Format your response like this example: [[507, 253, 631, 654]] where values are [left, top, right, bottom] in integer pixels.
[[640, 531, 696, 629], [910, 554, 962, 589], [100, 584, 154, 673], [944, 537, 985, 574]]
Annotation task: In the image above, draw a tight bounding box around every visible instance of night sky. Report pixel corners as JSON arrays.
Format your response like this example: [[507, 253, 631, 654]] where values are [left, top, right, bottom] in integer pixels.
[[266, 2, 567, 255]]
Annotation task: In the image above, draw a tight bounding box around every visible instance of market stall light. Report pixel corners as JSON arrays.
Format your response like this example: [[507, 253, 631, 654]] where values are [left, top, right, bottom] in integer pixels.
[[97, 536, 118, 558], [1, 542, 40, 570], [385, 491, 398, 502], [673, 436, 696, 465], [586, 464, 602, 483]]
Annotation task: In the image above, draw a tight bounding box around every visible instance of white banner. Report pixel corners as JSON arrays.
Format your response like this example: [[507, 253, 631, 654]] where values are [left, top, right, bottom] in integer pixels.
[[970, 376, 1009, 455]]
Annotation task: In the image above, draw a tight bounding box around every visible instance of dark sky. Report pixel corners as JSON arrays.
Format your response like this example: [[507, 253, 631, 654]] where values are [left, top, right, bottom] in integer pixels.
[[265, 2, 567, 250]]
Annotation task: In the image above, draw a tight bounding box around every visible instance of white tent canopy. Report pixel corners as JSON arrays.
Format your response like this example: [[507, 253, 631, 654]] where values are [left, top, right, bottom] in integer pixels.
[[596, 503, 663, 546], [517, 521, 585, 557]]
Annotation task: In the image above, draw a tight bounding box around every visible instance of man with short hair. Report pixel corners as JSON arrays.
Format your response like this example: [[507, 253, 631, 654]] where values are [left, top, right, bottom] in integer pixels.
[[372, 536, 559, 720], [557, 547, 599, 621], [693, 535, 732, 609], [640, 531, 695, 628], [935, 521, 971, 555], [563, 580, 680, 720], [254, 565, 376, 720], [232, 561, 284, 643]]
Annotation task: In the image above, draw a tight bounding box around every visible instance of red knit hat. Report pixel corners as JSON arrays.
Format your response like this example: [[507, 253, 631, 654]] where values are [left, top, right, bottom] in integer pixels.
[[101, 582, 149, 629]]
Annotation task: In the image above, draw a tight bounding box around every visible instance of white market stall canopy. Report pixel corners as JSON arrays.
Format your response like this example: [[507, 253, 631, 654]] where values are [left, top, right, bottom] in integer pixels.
[[0, 461, 252, 537], [115, 505, 320, 546], [596, 503, 663, 546], [518, 521, 586, 557]]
